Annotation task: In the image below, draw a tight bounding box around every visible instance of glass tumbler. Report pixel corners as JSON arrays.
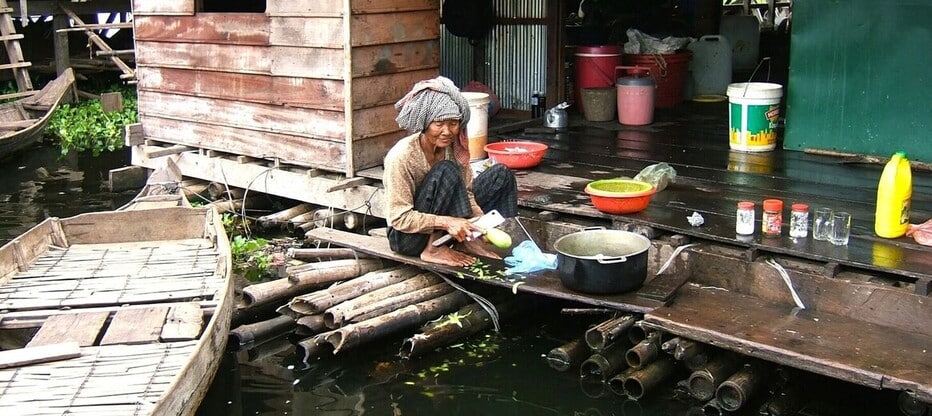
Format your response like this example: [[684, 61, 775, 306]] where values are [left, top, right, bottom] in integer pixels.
[[812, 207, 833, 241], [829, 211, 852, 246]]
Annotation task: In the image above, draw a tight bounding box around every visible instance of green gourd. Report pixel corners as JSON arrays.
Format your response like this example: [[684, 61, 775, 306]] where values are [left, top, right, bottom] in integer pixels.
[[485, 227, 512, 249]]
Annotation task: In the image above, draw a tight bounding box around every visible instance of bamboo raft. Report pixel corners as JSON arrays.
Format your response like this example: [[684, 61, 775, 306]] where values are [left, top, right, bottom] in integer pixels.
[[0, 164, 233, 416]]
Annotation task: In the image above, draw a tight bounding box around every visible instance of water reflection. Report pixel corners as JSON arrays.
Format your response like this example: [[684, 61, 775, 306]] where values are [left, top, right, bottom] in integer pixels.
[[0, 144, 134, 244]]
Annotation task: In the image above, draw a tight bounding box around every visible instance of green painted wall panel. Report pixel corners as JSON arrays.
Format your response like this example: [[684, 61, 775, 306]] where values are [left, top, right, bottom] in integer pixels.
[[784, 0, 932, 162]]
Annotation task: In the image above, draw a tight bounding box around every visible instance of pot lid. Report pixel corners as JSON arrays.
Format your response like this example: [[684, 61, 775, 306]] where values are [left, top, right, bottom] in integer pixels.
[[616, 76, 655, 87]]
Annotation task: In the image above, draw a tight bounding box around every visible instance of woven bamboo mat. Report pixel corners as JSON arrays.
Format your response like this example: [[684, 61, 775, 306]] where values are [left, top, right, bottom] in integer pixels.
[[0, 239, 224, 311], [0, 341, 197, 415]]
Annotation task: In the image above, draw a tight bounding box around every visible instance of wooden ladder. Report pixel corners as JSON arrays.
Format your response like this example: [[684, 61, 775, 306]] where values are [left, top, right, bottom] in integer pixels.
[[0, 0, 33, 100]]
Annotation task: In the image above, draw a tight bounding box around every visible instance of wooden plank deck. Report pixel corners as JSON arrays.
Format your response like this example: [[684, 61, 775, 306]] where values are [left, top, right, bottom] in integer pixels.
[[492, 101, 932, 287], [643, 284, 932, 402]]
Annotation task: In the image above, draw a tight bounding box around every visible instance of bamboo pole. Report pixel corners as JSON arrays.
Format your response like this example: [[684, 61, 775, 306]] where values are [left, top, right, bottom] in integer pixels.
[[322, 272, 440, 326], [287, 266, 422, 315], [288, 258, 385, 284], [580, 341, 630, 382], [400, 297, 522, 359], [585, 314, 637, 351], [325, 283, 454, 329], [545, 337, 590, 372], [295, 336, 334, 362], [241, 336, 293, 363], [627, 321, 649, 344], [621, 357, 677, 400], [286, 212, 317, 233], [579, 377, 608, 399], [663, 337, 711, 370], [687, 354, 742, 401], [897, 390, 931, 416], [287, 248, 371, 261], [296, 314, 327, 334], [313, 208, 347, 229], [607, 367, 638, 397], [242, 259, 384, 306], [715, 361, 770, 412], [256, 203, 315, 229], [625, 331, 662, 368], [207, 183, 245, 201], [297, 221, 318, 235], [314, 291, 470, 353], [700, 398, 725, 416], [760, 383, 808, 416], [229, 315, 295, 346], [343, 211, 381, 231], [179, 179, 209, 201]]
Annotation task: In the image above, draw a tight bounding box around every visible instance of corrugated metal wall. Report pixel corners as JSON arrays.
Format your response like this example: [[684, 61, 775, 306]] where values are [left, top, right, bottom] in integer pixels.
[[441, 0, 548, 112]]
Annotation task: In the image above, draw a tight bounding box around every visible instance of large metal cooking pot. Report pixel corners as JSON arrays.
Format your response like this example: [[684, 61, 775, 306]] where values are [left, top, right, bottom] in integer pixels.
[[553, 228, 651, 294]]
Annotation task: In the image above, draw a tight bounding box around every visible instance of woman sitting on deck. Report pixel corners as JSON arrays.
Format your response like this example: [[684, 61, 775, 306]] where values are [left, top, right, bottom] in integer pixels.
[[383, 76, 517, 267]]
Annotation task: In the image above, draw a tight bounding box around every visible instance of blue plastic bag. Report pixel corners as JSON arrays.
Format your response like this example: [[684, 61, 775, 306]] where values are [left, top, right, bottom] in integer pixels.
[[503, 240, 558, 275]]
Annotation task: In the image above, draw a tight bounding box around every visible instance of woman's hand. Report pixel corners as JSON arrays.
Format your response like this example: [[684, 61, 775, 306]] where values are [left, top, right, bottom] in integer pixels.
[[443, 217, 479, 243]]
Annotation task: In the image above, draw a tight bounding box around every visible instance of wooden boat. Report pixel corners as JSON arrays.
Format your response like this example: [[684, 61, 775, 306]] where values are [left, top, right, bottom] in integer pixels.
[[0, 68, 76, 160], [0, 161, 233, 415]]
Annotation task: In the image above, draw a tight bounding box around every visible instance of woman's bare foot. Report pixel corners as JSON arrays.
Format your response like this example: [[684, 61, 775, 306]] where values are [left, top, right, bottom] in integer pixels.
[[462, 239, 502, 260], [420, 244, 476, 267]]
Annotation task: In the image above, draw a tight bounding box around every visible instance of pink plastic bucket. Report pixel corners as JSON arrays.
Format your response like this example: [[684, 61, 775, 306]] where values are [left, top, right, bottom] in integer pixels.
[[616, 66, 655, 126]]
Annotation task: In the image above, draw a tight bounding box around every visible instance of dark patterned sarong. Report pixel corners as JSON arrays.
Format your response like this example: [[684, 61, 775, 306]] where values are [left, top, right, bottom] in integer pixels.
[[388, 160, 517, 256]]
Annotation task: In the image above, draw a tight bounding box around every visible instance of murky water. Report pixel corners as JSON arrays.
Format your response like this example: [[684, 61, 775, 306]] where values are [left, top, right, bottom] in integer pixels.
[[0, 144, 136, 244], [0, 144, 907, 416]]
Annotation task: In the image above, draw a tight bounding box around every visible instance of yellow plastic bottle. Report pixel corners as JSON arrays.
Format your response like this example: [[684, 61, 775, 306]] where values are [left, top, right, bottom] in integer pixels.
[[874, 151, 912, 238]]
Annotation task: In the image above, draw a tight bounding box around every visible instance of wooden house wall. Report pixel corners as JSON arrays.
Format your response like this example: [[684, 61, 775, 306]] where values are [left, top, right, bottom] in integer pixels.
[[133, 0, 440, 175]]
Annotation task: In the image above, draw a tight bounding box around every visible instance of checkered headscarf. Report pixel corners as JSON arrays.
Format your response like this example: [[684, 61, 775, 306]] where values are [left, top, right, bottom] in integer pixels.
[[395, 76, 471, 165]]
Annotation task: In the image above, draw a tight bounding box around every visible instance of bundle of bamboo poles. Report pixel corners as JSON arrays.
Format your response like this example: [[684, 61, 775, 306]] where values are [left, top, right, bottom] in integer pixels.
[[231, 245, 517, 362], [283, 264, 480, 359], [545, 314, 778, 410]]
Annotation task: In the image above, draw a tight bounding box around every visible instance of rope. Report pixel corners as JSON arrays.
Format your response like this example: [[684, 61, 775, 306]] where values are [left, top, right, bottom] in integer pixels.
[[432, 271, 501, 332]]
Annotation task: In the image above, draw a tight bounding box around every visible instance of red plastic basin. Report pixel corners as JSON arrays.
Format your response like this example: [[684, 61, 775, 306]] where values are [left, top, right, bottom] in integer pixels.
[[484, 141, 548, 169]]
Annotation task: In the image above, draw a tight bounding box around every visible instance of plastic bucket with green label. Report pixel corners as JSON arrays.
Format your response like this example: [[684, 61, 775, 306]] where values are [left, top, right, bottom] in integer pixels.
[[727, 82, 782, 151]]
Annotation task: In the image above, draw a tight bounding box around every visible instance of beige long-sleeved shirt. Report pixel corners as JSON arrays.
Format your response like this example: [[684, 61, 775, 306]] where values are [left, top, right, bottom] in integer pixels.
[[383, 133, 481, 234]]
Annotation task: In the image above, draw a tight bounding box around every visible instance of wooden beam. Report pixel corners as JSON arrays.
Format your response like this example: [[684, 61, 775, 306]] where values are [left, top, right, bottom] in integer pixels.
[[131, 147, 388, 217], [144, 144, 193, 159], [0, 342, 81, 369]]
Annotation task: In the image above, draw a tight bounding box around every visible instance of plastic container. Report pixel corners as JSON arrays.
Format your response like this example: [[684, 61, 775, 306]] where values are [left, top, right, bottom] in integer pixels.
[[575, 46, 622, 113], [687, 35, 733, 96], [762, 199, 783, 236], [584, 179, 656, 215], [580, 87, 616, 122], [484, 141, 548, 169], [736, 201, 755, 236], [789, 203, 809, 238], [623, 52, 691, 108], [615, 66, 655, 126], [875, 151, 912, 238], [462, 92, 490, 160], [727, 82, 783, 152]]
